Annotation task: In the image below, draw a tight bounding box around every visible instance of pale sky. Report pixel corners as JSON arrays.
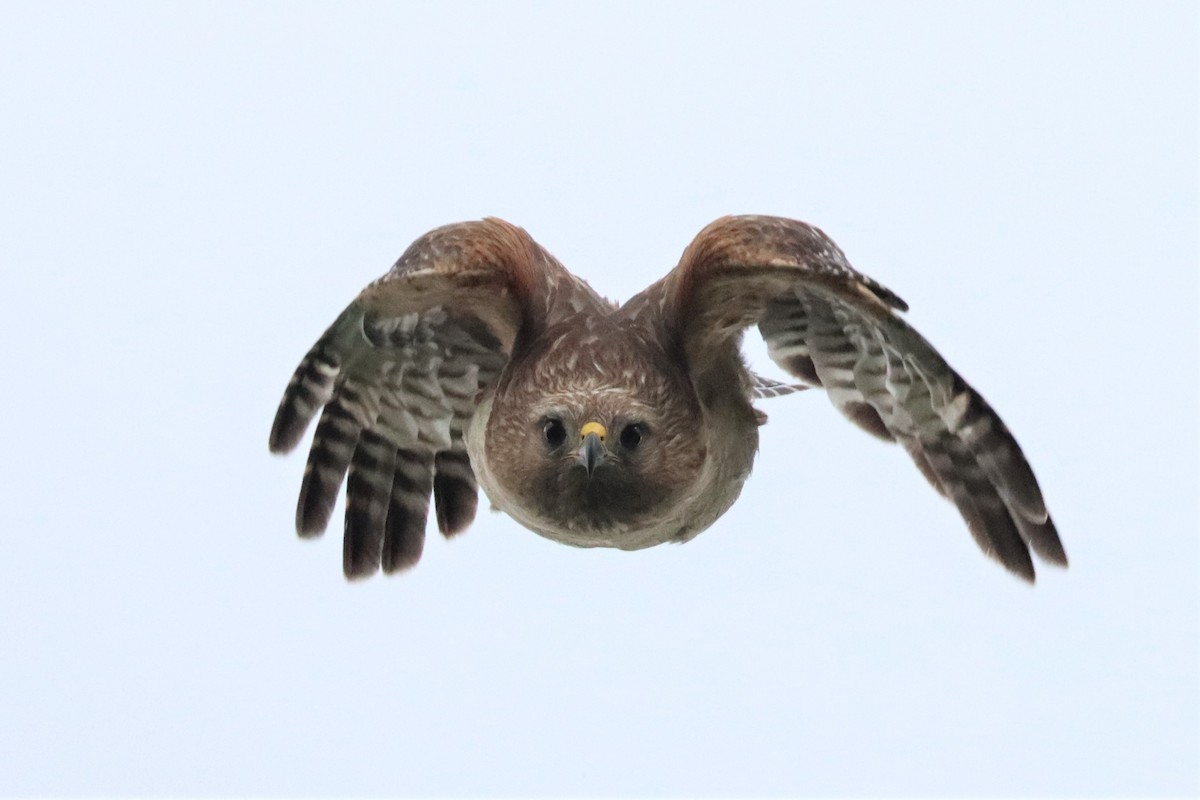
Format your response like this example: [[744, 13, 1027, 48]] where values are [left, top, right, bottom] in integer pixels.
[[1, 1, 1196, 795]]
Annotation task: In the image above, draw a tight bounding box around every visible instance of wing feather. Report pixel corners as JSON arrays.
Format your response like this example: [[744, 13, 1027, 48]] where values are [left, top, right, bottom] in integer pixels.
[[381, 448, 435, 574], [295, 377, 382, 537], [750, 372, 810, 400], [433, 447, 478, 536], [343, 429, 396, 579], [270, 218, 563, 578], [660, 214, 1065, 581]]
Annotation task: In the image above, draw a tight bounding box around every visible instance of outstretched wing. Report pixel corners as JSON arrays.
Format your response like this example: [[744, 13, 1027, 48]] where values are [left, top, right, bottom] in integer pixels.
[[660, 215, 1066, 582], [269, 218, 573, 579]]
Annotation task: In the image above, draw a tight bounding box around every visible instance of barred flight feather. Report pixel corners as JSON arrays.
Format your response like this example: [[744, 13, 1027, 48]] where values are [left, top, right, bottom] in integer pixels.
[[753, 268, 1062, 580], [295, 378, 383, 537], [433, 448, 478, 536], [269, 328, 346, 454], [382, 449, 435, 573], [343, 429, 397, 578]]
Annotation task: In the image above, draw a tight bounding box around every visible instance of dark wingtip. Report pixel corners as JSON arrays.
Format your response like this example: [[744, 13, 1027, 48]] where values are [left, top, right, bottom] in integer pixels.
[[432, 451, 479, 537], [341, 506, 381, 574], [268, 404, 301, 455], [434, 478, 478, 536], [1011, 561, 1037, 585], [1014, 512, 1068, 569], [343, 561, 379, 581], [993, 540, 1036, 584], [381, 541, 424, 575], [295, 492, 332, 539], [1036, 541, 1069, 569], [295, 471, 323, 537]]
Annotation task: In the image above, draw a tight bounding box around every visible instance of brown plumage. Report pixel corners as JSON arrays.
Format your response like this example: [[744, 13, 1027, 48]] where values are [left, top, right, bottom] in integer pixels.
[[269, 216, 1067, 582]]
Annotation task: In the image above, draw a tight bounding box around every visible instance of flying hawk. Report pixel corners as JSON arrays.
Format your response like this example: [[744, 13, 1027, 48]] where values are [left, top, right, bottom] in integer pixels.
[[269, 216, 1066, 582]]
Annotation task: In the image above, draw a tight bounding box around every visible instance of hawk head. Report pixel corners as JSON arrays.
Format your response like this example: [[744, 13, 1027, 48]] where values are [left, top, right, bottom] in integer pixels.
[[480, 325, 710, 547]]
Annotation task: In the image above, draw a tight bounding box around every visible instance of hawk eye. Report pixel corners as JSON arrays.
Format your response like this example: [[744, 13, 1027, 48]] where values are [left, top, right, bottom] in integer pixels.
[[543, 418, 567, 447], [619, 424, 643, 450]]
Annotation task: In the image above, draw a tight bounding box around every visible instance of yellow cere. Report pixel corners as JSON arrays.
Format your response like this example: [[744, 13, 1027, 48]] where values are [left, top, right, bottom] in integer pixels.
[[580, 421, 607, 442]]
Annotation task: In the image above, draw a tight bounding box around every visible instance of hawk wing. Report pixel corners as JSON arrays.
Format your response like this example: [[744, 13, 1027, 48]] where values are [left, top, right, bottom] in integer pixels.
[[659, 215, 1066, 582], [269, 218, 587, 578]]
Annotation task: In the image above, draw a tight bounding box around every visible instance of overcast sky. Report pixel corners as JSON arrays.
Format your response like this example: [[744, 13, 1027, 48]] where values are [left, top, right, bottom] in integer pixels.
[[1, 1, 1196, 795]]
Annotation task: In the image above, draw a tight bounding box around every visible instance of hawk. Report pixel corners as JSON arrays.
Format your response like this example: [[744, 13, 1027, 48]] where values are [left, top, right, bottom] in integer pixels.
[[269, 216, 1066, 582]]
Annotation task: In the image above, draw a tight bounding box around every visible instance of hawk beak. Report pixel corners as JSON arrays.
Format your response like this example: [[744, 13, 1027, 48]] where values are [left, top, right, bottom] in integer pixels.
[[578, 422, 607, 476]]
